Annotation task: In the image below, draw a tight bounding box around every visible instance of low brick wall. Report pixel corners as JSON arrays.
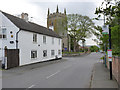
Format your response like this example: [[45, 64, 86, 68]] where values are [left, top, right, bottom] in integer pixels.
[[106, 56, 120, 86], [62, 51, 91, 57]]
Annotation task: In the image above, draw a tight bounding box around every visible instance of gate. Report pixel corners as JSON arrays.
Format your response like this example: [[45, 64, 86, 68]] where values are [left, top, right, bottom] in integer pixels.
[[7, 49, 19, 69]]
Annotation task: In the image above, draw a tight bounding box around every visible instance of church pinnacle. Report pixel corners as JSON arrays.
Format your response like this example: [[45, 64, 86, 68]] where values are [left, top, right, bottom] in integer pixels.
[[64, 8, 66, 15], [48, 8, 50, 15], [56, 5, 59, 13]]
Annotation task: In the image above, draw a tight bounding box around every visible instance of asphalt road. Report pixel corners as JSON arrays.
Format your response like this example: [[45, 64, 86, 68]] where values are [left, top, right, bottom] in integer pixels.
[[2, 52, 103, 88]]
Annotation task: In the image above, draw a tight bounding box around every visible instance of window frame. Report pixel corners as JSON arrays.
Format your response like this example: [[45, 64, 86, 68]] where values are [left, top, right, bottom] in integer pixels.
[[31, 50, 37, 59], [51, 50, 55, 56], [0, 28, 7, 39], [59, 39, 60, 45], [33, 33, 37, 43], [52, 37, 54, 44], [43, 50, 47, 57], [43, 36, 46, 44], [58, 50, 61, 55]]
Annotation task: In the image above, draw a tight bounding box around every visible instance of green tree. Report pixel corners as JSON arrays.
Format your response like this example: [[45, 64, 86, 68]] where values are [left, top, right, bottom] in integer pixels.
[[93, 25, 109, 51], [67, 14, 94, 52], [94, 0, 120, 56], [89, 45, 99, 52]]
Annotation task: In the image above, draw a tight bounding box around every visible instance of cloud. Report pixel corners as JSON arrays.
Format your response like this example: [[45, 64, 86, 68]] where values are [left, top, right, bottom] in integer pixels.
[[0, 0, 104, 45], [27, 0, 104, 3]]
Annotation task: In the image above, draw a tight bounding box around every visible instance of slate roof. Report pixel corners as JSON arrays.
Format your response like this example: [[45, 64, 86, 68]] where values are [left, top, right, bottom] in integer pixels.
[[2, 11, 61, 38]]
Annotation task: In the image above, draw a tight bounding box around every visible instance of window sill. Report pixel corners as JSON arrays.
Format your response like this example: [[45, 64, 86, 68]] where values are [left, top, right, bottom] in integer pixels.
[[33, 42, 37, 44], [31, 58, 38, 60], [43, 56, 47, 58]]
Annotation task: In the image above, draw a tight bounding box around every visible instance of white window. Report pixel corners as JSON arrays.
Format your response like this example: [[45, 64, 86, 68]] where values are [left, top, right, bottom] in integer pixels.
[[58, 50, 61, 55], [51, 50, 55, 56], [43, 36, 46, 44], [43, 50, 47, 57], [31, 51, 37, 59], [33, 33, 37, 43], [0, 28, 7, 39], [52, 37, 54, 44]]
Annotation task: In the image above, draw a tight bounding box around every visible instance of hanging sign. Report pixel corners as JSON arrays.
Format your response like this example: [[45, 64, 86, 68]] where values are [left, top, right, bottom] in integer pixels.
[[102, 25, 109, 34], [107, 49, 112, 61]]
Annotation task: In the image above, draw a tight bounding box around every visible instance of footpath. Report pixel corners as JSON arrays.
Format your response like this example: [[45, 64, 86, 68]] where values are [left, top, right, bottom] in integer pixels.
[[91, 59, 119, 89]]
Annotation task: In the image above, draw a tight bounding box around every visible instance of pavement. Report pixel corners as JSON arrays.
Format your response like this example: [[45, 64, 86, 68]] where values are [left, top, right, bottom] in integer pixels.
[[91, 59, 119, 88]]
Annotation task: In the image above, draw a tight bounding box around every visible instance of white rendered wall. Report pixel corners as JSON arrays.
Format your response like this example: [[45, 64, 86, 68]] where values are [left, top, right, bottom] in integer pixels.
[[0, 12, 2, 60], [0, 12, 19, 61], [18, 30, 62, 66]]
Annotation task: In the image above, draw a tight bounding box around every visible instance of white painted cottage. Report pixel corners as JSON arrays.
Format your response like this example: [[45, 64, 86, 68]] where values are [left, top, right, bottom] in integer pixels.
[[0, 11, 62, 69]]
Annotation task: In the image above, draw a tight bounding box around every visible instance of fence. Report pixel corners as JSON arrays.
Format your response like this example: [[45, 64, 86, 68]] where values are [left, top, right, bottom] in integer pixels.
[[6, 49, 19, 69]]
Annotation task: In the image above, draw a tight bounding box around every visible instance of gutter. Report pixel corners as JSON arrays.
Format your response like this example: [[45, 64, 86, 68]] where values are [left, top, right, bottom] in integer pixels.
[[16, 29, 21, 49]]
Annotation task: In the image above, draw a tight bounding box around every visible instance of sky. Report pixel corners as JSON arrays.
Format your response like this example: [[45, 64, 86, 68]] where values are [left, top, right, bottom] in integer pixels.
[[0, 0, 105, 46]]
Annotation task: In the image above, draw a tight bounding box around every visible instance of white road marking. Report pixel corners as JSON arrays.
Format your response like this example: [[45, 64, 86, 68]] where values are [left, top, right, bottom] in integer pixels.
[[28, 85, 35, 88], [46, 70, 60, 79]]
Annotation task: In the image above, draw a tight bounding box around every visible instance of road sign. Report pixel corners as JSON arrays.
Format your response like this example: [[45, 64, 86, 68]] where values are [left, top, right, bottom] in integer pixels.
[[107, 49, 112, 61], [64, 48, 67, 51], [102, 25, 109, 34]]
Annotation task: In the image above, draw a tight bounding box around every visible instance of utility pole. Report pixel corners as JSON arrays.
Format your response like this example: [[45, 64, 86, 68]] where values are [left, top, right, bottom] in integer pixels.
[[109, 25, 112, 80]]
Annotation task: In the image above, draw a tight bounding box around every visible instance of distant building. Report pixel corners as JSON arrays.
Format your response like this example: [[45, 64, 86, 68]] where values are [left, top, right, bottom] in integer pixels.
[[47, 5, 70, 52], [0, 11, 62, 69]]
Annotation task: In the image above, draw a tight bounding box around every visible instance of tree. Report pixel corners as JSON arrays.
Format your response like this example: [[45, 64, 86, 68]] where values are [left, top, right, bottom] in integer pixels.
[[67, 14, 94, 52], [94, 0, 120, 56], [93, 25, 109, 51], [90, 45, 99, 52]]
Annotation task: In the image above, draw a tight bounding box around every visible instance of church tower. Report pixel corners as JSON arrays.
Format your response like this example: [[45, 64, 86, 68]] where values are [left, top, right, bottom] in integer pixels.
[[47, 5, 70, 51]]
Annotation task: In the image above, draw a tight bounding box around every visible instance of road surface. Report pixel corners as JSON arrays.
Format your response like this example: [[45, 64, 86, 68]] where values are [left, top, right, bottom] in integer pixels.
[[2, 52, 103, 88]]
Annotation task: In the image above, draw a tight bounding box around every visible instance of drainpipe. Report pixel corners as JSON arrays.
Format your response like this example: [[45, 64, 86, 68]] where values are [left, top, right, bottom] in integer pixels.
[[16, 29, 21, 49]]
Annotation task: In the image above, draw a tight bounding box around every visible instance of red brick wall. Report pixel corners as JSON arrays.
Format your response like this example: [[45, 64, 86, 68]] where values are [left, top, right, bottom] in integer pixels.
[[112, 57, 119, 81], [106, 56, 120, 86], [112, 56, 120, 86], [118, 57, 120, 86]]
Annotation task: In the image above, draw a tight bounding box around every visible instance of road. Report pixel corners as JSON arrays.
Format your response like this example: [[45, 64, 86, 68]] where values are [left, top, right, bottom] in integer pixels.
[[2, 52, 103, 88]]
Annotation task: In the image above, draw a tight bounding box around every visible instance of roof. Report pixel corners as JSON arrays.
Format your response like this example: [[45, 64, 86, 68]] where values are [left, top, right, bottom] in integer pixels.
[[1, 11, 61, 38]]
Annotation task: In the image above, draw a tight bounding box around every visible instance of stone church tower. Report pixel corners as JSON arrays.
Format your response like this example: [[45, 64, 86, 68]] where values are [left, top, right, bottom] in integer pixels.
[[47, 5, 70, 51]]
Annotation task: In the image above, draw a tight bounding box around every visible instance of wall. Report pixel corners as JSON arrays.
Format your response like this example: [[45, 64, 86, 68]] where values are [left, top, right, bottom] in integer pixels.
[[106, 56, 120, 86], [0, 12, 19, 61], [0, 12, 2, 60], [18, 30, 62, 66], [112, 56, 120, 86]]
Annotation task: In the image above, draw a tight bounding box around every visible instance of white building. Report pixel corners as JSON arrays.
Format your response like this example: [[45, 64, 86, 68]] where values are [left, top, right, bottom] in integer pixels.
[[0, 11, 62, 69]]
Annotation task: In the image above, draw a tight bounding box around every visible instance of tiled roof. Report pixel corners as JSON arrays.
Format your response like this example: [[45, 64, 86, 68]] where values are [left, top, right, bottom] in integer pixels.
[[2, 11, 61, 38]]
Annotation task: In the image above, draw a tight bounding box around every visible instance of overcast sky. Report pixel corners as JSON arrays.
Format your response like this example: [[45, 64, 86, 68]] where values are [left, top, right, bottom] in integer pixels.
[[0, 0, 105, 46]]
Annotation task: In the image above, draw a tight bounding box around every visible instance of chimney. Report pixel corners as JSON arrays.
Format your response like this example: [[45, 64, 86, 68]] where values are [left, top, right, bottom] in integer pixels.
[[21, 13, 29, 22]]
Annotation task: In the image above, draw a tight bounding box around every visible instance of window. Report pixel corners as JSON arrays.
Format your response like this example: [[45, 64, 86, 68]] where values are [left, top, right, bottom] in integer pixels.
[[43, 50, 47, 57], [51, 50, 55, 56], [33, 33, 37, 43], [52, 37, 54, 44], [0, 28, 7, 39], [59, 39, 60, 45], [43, 36, 46, 44], [31, 51, 37, 59], [58, 50, 61, 55]]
